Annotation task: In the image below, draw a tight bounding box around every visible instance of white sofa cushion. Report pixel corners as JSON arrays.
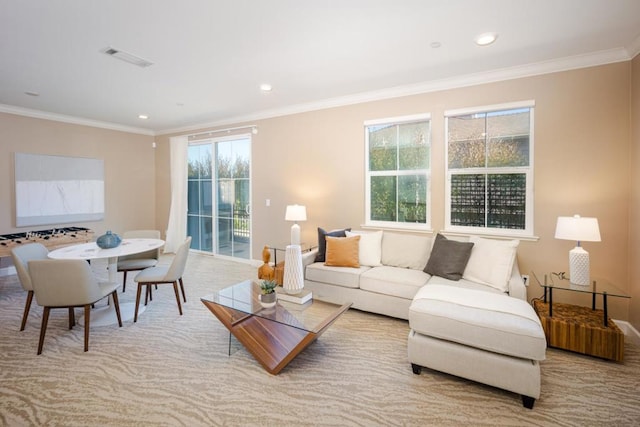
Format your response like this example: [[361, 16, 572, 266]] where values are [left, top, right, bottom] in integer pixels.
[[305, 262, 370, 289], [381, 232, 433, 270], [409, 284, 546, 361], [463, 236, 519, 292], [360, 266, 430, 299], [427, 275, 505, 295], [346, 230, 383, 267]]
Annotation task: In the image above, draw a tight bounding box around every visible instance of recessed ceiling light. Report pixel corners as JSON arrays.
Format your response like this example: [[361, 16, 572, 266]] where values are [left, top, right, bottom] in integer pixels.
[[260, 83, 273, 92], [475, 32, 498, 46], [138, 114, 149, 120]]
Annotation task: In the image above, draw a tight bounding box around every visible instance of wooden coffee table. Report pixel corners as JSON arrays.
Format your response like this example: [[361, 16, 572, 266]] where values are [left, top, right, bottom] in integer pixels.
[[201, 280, 351, 374]]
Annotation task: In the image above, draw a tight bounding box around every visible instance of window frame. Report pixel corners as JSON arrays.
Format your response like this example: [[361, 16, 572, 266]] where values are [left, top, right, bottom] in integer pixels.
[[444, 101, 535, 238], [364, 113, 432, 231]]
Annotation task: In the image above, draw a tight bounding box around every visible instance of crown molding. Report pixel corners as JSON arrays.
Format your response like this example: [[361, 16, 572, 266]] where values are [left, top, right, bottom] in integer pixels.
[[159, 47, 631, 136], [0, 104, 155, 136], [1, 47, 632, 137], [627, 34, 640, 60]]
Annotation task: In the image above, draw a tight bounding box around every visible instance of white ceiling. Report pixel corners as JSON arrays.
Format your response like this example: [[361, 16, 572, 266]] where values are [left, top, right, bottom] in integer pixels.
[[1, 0, 639, 136]]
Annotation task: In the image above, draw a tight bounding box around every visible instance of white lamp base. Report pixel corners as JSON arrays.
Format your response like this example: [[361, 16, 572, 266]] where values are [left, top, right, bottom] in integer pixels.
[[283, 245, 304, 295], [569, 246, 590, 286], [290, 223, 301, 246]]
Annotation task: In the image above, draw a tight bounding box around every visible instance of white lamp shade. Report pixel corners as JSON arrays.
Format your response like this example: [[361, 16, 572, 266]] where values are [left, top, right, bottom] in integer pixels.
[[285, 205, 307, 222], [554, 215, 601, 242]]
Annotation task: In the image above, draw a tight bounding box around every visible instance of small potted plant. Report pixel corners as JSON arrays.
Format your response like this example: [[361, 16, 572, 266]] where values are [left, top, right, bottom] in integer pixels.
[[259, 279, 278, 308]]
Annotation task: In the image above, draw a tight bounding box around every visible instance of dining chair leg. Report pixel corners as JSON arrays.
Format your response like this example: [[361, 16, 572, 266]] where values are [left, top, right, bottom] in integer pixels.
[[68, 307, 75, 329], [20, 290, 34, 331], [179, 277, 186, 303], [134, 284, 142, 323], [122, 271, 128, 292], [83, 304, 90, 352], [145, 284, 151, 305], [111, 290, 123, 327], [37, 307, 50, 355], [173, 281, 183, 315]]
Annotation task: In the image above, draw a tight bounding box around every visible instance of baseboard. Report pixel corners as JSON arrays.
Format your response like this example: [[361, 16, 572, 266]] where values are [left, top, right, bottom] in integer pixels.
[[0, 266, 17, 277], [614, 319, 640, 346]]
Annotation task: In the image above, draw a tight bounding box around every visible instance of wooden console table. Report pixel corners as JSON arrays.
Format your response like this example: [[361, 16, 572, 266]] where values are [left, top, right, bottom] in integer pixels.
[[531, 272, 629, 362]]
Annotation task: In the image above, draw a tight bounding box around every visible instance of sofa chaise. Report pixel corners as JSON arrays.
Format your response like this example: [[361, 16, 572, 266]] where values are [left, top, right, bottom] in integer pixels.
[[301, 229, 546, 408]]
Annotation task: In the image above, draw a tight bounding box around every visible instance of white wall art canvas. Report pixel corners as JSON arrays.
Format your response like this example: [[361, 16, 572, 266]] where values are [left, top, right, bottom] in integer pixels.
[[15, 153, 104, 227]]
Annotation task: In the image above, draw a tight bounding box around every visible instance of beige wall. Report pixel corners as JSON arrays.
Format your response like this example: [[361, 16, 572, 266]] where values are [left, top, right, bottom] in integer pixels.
[[630, 54, 640, 331], [3, 62, 632, 323], [0, 113, 157, 240], [156, 62, 633, 321]]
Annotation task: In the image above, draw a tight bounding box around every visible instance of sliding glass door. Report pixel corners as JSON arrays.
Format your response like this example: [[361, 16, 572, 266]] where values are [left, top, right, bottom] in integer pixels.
[[187, 136, 251, 259]]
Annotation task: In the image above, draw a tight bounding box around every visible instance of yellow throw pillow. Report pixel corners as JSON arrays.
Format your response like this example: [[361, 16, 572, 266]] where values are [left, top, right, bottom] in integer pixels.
[[325, 235, 360, 267]]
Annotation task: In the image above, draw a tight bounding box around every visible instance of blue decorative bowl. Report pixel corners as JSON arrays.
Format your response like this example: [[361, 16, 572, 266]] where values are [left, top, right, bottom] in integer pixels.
[[96, 230, 122, 249]]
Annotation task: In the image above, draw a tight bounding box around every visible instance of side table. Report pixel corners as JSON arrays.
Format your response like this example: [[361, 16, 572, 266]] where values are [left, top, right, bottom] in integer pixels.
[[531, 272, 629, 362]]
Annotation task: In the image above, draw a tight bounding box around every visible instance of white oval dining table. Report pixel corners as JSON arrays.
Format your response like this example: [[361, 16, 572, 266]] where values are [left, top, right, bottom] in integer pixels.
[[48, 238, 165, 326]]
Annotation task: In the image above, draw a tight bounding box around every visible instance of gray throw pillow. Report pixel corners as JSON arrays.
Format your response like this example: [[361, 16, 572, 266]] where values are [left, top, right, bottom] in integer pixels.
[[315, 227, 351, 262], [424, 234, 474, 280]]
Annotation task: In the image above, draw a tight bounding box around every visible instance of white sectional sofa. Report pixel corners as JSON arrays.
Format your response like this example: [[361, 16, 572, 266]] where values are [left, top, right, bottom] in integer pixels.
[[301, 229, 546, 408], [302, 230, 527, 320]]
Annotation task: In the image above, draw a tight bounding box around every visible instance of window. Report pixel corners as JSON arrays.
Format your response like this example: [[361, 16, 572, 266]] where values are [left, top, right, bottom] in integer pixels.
[[445, 102, 534, 236], [365, 114, 431, 229]]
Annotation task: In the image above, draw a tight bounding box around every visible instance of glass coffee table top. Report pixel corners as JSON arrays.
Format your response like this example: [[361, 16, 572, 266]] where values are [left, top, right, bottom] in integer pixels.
[[201, 280, 350, 334]]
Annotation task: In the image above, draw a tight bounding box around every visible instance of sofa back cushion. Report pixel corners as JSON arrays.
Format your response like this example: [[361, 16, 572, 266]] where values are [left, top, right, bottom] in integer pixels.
[[381, 232, 433, 270]]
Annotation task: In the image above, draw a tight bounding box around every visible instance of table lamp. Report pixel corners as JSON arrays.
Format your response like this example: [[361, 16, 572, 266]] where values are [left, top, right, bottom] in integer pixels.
[[285, 205, 307, 245], [554, 215, 601, 286]]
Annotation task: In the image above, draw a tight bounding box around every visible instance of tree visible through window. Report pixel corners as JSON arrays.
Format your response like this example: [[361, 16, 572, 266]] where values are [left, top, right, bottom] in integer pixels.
[[446, 103, 533, 235], [365, 115, 431, 228]]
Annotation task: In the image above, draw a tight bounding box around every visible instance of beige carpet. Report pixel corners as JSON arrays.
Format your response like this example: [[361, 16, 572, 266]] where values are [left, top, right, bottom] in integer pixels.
[[1, 252, 639, 427]]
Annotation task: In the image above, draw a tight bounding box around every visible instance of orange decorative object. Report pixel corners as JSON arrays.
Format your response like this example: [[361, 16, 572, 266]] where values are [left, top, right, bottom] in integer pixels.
[[258, 245, 275, 280]]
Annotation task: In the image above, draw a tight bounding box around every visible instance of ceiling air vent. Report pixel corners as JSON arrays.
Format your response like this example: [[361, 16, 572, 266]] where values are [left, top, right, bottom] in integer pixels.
[[102, 47, 153, 68]]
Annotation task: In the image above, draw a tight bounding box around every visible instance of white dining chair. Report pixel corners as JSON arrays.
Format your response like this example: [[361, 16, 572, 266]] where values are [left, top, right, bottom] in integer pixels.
[[29, 259, 122, 354], [10, 243, 49, 331], [117, 229, 161, 292], [133, 236, 191, 322]]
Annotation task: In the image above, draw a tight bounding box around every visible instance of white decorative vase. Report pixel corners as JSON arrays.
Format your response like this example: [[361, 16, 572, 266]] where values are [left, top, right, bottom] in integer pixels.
[[283, 244, 304, 295]]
